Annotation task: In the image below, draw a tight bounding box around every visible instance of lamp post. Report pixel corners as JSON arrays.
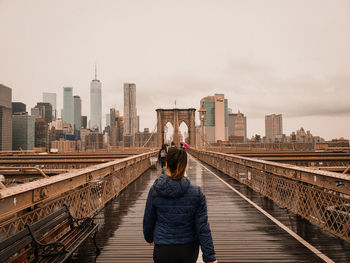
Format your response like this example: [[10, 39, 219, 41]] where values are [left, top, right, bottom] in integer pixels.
[[198, 104, 207, 148]]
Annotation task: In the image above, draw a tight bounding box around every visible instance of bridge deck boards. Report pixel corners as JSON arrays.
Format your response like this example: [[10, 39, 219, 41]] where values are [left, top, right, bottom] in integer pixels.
[[76, 157, 350, 263]]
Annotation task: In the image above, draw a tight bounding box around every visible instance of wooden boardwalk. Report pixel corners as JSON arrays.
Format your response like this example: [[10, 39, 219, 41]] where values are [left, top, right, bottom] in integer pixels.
[[75, 156, 350, 263]]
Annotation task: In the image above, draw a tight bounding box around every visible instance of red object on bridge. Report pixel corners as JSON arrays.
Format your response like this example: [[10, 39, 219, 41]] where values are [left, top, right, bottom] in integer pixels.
[[180, 141, 191, 150]]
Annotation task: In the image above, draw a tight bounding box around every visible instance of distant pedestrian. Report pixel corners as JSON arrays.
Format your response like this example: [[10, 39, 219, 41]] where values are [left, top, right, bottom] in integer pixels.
[[158, 144, 167, 169], [143, 147, 216, 263]]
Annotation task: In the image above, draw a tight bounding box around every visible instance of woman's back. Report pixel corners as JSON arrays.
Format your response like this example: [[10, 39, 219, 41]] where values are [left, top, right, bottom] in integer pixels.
[[143, 147, 216, 263], [145, 174, 201, 245]]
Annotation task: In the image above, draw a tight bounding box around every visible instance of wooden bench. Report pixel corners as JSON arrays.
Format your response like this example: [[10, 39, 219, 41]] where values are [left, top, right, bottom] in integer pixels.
[[0, 205, 99, 263]]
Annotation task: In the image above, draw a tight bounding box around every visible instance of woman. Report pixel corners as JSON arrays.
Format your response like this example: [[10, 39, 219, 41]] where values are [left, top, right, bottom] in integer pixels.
[[143, 147, 216, 263]]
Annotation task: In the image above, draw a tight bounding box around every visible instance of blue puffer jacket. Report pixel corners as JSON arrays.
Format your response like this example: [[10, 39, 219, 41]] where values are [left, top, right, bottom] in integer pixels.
[[143, 174, 216, 263]]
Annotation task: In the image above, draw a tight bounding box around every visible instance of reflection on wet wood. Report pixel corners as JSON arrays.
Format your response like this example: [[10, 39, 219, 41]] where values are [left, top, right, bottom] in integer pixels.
[[75, 158, 350, 263]]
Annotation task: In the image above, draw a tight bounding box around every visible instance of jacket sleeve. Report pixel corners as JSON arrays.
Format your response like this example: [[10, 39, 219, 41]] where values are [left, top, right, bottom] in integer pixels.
[[143, 186, 157, 243], [195, 188, 216, 263]]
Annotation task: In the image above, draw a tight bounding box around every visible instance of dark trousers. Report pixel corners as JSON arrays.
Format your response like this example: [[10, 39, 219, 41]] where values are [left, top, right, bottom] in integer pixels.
[[160, 157, 166, 168], [153, 242, 199, 263]]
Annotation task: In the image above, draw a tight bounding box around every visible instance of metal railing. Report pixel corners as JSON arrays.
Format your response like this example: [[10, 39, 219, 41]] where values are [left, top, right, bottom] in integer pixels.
[[190, 149, 350, 243], [0, 151, 157, 241]]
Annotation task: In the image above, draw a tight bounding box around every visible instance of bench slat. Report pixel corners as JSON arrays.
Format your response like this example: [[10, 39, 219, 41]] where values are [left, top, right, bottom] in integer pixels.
[[29, 207, 68, 233], [0, 235, 32, 262], [53, 225, 99, 263], [0, 227, 30, 251], [34, 215, 69, 241], [40, 220, 71, 245]]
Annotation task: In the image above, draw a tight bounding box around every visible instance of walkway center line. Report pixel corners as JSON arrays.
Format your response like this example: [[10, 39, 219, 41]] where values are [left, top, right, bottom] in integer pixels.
[[190, 156, 335, 263]]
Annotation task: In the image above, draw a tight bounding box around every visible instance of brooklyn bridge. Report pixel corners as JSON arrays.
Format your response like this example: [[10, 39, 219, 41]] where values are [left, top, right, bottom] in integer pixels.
[[1, 145, 350, 263]]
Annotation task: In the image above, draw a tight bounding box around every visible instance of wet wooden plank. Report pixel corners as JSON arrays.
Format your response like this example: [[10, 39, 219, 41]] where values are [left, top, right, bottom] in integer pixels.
[[75, 157, 350, 263]]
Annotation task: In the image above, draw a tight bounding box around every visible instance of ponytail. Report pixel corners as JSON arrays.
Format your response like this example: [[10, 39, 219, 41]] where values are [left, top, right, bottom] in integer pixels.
[[166, 147, 188, 180]]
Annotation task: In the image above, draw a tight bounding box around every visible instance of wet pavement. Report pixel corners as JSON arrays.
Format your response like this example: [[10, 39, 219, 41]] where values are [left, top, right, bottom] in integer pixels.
[[74, 156, 350, 263]]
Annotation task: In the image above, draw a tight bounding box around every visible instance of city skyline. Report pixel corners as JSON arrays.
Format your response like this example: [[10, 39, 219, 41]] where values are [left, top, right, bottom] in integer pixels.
[[5, 74, 349, 141], [1, 0, 349, 140]]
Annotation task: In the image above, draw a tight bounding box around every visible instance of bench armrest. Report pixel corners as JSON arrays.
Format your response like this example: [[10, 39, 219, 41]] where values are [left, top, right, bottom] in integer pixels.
[[25, 225, 67, 257], [63, 204, 95, 229]]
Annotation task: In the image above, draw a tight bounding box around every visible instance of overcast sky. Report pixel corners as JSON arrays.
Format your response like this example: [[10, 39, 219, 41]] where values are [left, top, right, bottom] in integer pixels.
[[0, 0, 349, 140]]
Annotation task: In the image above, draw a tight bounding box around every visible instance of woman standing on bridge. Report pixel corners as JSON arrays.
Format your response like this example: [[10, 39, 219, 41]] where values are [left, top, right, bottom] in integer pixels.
[[143, 147, 216, 263]]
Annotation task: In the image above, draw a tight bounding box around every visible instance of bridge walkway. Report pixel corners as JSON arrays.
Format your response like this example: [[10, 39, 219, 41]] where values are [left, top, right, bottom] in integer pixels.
[[76, 156, 350, 263]]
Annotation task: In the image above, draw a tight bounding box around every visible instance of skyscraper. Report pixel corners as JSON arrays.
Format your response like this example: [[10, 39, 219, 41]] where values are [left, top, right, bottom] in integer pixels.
[[90, 66, 102, 131], [43, 92, 57, 119], [214, 94, 226, 141], [228, 113, 237, 137], [63, 87, 74, 126], [265, 114, 283, 141], [73, 96, 82, 139], [228, 111, 247, 141], [200, 94, 228, 143], [12, 114, 35, 150], [106, 113, 111, 127], [0, 84, 12, 151], [123, 83, 137, 146], [35, 118, 49, 149], [81, 116, 87, 129], [110, 108, 117, 146], [233, 111, 247, 140]]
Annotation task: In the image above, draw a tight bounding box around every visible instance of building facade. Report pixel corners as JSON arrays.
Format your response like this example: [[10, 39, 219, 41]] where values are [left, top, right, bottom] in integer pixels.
[[63, 87, 74, 126], [35, 118, 49, 149], [200, 94, 228, 143], [49, 118, 65, 143], [12, 102, 26, 114], [81, 116, 87, 129], [265, 114, 283, 142], [233, 112, 247, 140], [106, 113, 110, 127], [90, 72, 102, 131], [109, 108, 120, 147], [31, 107, 41, 119], [228, 111, 247, 142], [123, 83, 137, 146], [43, 92, 57, 119], [134, 128, 157, 147], [85, 131, 103, 150], [51, 139, 79, 152], [73, 95, 82, 139], [36, 102, 53, 122], [12, 114, 35, 150], [289, 127, 324, 144], [228, 113, 236, 137], [0, 84, 12, 151], [49, 118, 64, 130]]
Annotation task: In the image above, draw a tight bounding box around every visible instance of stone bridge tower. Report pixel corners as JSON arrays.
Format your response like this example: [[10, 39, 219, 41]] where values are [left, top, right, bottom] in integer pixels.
[[156, 108, 196, 147]]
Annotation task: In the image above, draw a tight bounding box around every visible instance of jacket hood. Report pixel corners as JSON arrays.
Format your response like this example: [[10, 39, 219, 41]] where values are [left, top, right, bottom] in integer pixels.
[[153, 174, 190, 198]]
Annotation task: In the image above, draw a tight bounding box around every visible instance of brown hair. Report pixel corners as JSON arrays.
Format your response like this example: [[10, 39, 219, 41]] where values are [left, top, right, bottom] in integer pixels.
[[166, 147, 187, 180]]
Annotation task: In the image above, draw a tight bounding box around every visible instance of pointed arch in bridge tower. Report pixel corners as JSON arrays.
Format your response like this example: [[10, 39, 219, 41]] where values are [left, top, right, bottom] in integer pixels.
[[156, 108, 196, 147]]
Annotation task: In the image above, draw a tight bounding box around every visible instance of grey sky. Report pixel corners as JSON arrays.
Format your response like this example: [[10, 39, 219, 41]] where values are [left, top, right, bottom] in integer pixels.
[[0, 0, 349, 140]]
